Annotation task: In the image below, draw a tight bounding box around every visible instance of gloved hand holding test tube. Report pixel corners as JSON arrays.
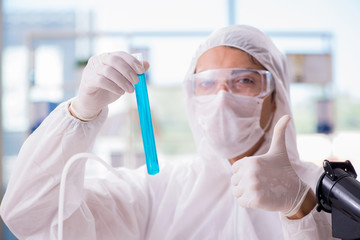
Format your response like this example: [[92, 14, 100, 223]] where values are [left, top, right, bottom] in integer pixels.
[[132, 53, 159, 175]]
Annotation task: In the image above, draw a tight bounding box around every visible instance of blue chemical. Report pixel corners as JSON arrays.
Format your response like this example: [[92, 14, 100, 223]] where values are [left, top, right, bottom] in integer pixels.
[[134, 73, 159, 175]]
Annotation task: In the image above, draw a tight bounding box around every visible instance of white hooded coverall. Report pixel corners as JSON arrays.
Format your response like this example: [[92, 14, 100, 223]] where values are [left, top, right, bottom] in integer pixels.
[[0, 25, 336, 239]]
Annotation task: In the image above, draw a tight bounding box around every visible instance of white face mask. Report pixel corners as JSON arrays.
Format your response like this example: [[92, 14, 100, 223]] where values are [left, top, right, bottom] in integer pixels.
[[193, 91, 269, 159]]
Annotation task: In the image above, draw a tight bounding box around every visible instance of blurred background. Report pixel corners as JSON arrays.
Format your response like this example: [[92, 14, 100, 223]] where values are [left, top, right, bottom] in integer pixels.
[[0, 0, 359, 238]]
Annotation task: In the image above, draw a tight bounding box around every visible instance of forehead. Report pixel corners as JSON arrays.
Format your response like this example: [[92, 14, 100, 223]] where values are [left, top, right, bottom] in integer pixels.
[[195, 46, 265, 73]]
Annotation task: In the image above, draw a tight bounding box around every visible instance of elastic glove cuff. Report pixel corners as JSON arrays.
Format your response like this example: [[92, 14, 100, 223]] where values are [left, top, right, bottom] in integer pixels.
[[282, 184, 311, 217], [69, 100, 102, 122]]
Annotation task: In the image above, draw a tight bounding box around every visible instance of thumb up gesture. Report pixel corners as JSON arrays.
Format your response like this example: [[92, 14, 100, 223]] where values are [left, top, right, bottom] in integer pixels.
[[231, 115, 310, 217]]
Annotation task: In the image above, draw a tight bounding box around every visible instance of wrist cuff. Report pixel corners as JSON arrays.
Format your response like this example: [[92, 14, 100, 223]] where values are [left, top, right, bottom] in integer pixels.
[[68, 101, 102, 122], [283, 184, 311, 217]]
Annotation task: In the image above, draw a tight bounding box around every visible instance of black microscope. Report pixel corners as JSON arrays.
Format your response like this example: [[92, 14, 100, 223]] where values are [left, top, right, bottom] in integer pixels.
[[316, 160, 360, 240]]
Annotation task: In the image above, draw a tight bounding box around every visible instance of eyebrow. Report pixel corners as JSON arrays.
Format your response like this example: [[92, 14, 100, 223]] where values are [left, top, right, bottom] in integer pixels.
[[230, 69, 248, 75]]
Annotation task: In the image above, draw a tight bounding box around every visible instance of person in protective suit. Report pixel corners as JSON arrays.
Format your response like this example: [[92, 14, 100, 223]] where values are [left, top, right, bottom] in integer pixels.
[[0, 25, 336, 239]]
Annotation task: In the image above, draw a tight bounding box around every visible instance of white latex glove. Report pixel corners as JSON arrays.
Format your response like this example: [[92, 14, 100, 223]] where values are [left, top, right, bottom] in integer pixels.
[[70, 51, 149, 121], [231, 115, 310, 217]]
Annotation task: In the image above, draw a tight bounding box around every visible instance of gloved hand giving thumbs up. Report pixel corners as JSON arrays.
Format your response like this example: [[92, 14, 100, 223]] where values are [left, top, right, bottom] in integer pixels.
[[70, 51, 149, 121], [231, 115, 310, 217]]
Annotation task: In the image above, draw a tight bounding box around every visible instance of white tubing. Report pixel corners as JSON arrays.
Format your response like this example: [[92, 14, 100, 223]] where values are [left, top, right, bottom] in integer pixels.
[[58, 152, 121, 240]]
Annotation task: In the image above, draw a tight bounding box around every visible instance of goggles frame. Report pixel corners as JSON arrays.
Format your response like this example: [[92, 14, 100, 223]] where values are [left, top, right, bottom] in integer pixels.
[[187, 68, 275, 98]]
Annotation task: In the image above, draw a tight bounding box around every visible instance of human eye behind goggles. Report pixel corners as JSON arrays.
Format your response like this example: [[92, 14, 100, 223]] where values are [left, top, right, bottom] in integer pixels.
[[189, 68, 274, 98]]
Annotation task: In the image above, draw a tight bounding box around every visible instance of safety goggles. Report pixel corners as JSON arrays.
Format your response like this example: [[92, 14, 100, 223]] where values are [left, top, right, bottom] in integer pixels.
[[186, 68, 274, 98]]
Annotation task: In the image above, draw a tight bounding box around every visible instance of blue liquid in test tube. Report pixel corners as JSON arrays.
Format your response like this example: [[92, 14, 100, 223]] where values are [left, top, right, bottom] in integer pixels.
[[133, 53, 159, 175]]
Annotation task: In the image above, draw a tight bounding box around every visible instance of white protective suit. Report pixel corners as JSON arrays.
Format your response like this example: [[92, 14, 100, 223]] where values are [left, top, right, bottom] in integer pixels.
[[0, 25, 336, 240]]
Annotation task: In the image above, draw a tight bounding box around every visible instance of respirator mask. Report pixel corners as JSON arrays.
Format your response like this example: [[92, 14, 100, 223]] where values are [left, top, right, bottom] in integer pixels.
[[186, 68, 275, 159]]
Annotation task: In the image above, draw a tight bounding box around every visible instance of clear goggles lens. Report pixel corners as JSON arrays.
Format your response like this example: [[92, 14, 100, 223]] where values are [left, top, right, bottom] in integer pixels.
[[187, 68, 274, 98]]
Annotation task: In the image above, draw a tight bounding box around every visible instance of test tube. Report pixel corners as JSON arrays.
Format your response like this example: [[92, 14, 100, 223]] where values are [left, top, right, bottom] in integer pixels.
[[132, 53, 159, 175]]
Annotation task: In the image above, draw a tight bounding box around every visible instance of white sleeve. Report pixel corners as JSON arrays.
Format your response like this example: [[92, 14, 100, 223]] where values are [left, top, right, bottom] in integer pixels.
[[280, 208, 340, 240], [0, 101, 150, 240]]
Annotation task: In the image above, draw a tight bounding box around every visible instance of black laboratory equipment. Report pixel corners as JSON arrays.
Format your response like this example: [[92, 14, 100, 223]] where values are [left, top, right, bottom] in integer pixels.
[[316, 160, 360, 240]]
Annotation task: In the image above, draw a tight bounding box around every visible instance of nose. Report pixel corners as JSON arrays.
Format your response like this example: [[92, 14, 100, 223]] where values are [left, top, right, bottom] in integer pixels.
[[218, 81, 230, 93]]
